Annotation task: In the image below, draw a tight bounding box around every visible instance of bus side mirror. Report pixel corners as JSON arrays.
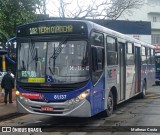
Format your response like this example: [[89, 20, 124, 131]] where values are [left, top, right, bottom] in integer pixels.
[[92, 47, 98, 71]]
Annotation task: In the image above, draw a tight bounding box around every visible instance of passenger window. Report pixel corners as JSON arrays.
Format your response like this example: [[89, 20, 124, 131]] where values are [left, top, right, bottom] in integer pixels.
[[107, 36, 117, 65], [150, 49, 155, 64], [141, 46, 147, 65], [91, 32, 104, 47], [147, 48, 151, 64], [126, 43, 134, 65]]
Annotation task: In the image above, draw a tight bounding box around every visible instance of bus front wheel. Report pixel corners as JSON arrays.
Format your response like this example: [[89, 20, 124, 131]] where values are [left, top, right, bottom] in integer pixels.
[[105, 91, 114, 117]]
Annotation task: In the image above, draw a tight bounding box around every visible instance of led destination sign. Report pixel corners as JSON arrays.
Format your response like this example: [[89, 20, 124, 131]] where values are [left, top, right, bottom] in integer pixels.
[[30, 25, 73, 35], [17, 21, 87, 37]]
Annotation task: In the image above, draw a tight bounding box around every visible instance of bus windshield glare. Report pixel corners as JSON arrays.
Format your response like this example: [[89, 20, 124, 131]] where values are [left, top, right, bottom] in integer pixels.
[[17, 39, 89, 83]]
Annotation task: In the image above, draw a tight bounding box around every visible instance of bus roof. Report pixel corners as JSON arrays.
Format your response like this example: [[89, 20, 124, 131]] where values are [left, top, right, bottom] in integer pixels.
[[17, 20, 155, 49]]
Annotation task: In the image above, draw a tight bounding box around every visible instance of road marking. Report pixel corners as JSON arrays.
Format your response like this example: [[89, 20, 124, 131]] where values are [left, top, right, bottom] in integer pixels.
[[145, 94, 156, 97], [145, 93, 160, 99], [149, 95, 160, 99]]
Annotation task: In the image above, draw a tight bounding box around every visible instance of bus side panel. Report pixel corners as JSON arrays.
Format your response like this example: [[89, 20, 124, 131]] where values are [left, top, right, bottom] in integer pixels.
[[141, 47, 155, 89], [155, 56, 160, 84], [91, 74, 105, 116], [141, 64, 155, 89], [105, 66, 118, 106], [126, 65, 135, 99]]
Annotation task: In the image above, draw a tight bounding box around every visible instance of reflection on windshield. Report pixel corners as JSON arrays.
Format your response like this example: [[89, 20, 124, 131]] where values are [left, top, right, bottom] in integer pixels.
[[17, 40, 89, 83], [18, 42, 46, 79]]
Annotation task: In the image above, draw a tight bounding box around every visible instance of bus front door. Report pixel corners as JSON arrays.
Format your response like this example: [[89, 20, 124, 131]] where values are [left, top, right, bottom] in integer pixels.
[[135, 47, 141, 93], [118, 42, 126, 101]]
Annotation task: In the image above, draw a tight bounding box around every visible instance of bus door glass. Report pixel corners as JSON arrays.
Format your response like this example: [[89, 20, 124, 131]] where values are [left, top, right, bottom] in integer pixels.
[[126, 43, 135, 98], [135, 46, 141, 93], [118, 42, 126, 101]]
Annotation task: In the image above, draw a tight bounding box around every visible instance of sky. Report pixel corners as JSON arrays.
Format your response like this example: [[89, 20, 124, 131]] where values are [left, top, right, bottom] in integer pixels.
[[45, 0, 90, 17], [45, 0, 110, 18]]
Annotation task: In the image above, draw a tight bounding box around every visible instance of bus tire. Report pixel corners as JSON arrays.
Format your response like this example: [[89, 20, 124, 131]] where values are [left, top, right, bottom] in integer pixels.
[[137, 81, 146, 99], [105, 91, 114, 117]]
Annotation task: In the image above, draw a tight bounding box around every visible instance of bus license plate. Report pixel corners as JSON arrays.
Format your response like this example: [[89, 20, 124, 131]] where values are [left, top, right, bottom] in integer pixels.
[[41, 106, 53, 111]]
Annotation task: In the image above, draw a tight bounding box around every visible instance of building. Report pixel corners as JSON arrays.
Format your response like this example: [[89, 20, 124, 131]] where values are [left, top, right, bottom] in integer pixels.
[[118, 0, 160, 45], [49, 17, 152, 44], [93, 20, 151, 44]]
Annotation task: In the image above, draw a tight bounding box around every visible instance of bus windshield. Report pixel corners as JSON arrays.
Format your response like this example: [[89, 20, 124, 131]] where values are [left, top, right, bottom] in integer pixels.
[[155, 56, 160, 72], [17, 39, 89, 83]]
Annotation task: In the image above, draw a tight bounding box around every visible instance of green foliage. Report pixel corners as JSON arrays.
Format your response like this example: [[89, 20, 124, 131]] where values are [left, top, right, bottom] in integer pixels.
[[0, 0, 40, 40]]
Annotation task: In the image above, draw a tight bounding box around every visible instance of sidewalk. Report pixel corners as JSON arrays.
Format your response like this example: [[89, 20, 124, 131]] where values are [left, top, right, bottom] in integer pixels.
[[0, 88, 18, 121]]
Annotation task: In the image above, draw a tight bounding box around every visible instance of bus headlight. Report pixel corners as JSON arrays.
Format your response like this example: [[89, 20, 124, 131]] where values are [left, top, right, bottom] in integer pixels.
[[16, 91, 24, 100], [74, 97, 80, 102], [68, 100, 73, 105], [19, 95, 24, 100], [78, 89, 90, 100], [16, 90, 20, 96], [68, 89, 90, 105], [24, 98, 28, 102]]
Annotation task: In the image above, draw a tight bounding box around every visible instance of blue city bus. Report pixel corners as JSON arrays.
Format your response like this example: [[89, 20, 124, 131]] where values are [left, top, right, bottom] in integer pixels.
[[15, 20, 155, 117], [155, 44, 160, 85], [5, 37, 16, 74], [0, 38, 16, 82]]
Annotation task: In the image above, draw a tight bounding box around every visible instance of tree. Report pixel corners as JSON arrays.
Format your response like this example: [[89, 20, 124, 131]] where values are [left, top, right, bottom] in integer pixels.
[[36, 0, 47, 15], [0, 0, 40, 40], [44, 0, 144, 19]]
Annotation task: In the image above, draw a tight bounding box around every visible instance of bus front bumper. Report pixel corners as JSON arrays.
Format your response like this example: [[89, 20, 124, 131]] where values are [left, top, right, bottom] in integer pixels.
[[16, 96, 91, 117]]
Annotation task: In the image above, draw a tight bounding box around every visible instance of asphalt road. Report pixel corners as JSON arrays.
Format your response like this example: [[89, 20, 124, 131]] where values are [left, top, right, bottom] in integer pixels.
[[1, 86, 160, 135]]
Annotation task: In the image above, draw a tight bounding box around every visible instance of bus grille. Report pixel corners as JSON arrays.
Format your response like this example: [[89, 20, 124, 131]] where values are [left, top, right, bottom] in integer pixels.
[[19, 86, 75, 93], [17, 80, 89, 93], [34, 110, 63, 114]]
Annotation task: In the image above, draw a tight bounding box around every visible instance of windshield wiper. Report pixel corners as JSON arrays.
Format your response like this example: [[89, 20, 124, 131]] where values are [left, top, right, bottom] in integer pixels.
[[26, 41, 42, 74], [51, 38, 67, 59], [35, 48, 41, 73], [49, 38, 68, 75]]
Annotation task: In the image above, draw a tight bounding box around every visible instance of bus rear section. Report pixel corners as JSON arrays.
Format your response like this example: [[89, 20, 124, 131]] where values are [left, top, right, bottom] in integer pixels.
[[155, 44, 160, 85]]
